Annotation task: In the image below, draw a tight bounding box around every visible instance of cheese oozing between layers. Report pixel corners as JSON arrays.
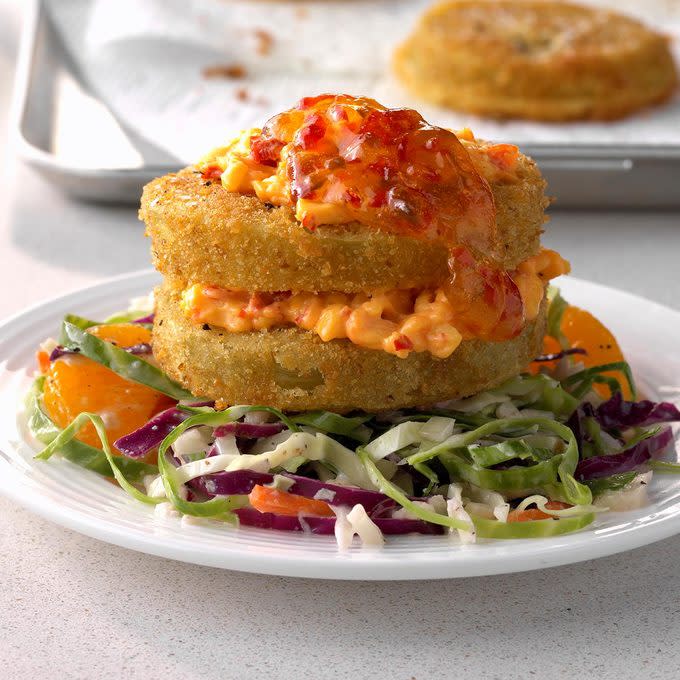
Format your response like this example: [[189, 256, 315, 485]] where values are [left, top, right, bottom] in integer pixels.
[[181, 249, 569, 360]]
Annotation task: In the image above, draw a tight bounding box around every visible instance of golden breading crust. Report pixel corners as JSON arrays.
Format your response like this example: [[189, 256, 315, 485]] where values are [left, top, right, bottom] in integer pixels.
[[141, 142, 547, 293], [395, 0, 678, 122], [153, 281, 546, 412]]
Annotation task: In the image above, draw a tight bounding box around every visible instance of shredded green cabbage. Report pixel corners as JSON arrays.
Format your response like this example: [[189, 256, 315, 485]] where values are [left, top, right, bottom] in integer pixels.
[[60, 321, 194, 400], [471, 512, 595, 539]]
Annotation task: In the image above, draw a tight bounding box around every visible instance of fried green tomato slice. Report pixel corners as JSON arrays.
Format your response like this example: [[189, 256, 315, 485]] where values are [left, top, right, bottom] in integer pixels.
[[141, 140, 547, 294], [152, 281, 546, 412], [394, 0, 678, 122]]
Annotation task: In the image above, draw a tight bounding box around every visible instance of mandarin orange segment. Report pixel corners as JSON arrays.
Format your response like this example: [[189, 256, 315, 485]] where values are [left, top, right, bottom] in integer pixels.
[[36, 350, 50, 374], [531, 304, 631, 398], [87, 323, 152, 347], [560, 307, 625, 367], [43, 347, 174, 460]]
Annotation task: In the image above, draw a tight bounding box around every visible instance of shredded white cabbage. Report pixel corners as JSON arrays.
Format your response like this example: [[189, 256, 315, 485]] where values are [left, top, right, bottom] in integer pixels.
[[154, 501, 180, 519], [244, 410, 276, 424], [215, 432, 240, 457], [496, 402, 520, 419], [517, 494, 603, 517], [426, 494, 447, 515], [331, 473, 353, 486], [172, 426, 213, 458], [225, 431, 313, 473], [447, 484, 476, 543], [313, 488, 337, 502], [462, 483, 509, 523], [332, 506, 354, 550], [551, 357, 587, 381], [144, 473, 164, 498], [502, 375, 548, 397], [420, 416, 457, 443], [393, 500, 435, 520], [223, 431, 378, 489], [518, 408, 555, 420], [309, 461, 336, 482], [39, 337, 58, 355], [267, 474, 295, 492], [180, 514, 212, 528], [417, 432, 469, 457], [374, 458, 398, 480], [522, 433, 563, 453], [249, 429, 295, 455], [364, 421, 424, 460], [331, 505, 384, 550], [493, 504, 510, 523], [156, 454, 241, 492], [593, 472, 653, 512], [347, 505, 384, 548], [439, 391, 509, 413], [599, 430, 624, 455], [464, 501, 495, 519]]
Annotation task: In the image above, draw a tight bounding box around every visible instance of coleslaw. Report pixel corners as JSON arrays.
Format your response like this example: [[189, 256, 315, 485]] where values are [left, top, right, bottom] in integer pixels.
[[26, 288, 680, 549]]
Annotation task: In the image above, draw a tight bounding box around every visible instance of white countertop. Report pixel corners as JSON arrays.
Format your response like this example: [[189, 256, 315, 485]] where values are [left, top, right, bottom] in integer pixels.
[[2, 3, 680, 679]]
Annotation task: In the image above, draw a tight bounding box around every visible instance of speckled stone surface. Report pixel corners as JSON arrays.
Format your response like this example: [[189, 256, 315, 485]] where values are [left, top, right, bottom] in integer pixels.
[[2, 2, 680, 678], [3, 498, 680, 680]]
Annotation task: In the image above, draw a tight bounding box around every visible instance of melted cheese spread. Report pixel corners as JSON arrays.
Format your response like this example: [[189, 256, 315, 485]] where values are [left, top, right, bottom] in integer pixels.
[[198, 126, 516, 230], [181, 250, 569, 359]]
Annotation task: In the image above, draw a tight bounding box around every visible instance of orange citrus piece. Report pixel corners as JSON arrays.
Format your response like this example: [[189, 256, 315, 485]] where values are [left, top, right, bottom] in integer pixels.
[[248, 485, 335, 517], [42, 324, 174, 460], [36, 350, 50, 374], [531, 305, 631, 399], [507, 501, 571, 523], [87, 322, 152, 346]]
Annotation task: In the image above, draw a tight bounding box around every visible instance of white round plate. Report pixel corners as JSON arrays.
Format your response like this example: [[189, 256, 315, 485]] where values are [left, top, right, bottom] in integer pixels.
[[0, 270, 679, 580]]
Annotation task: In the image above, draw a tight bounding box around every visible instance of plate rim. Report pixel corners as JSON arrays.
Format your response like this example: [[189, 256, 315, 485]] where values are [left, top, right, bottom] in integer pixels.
[[1, 269, 679, 580]]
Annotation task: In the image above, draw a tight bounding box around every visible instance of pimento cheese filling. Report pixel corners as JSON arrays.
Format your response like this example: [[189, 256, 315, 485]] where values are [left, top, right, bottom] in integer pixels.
[[181, 249, 569, 359]]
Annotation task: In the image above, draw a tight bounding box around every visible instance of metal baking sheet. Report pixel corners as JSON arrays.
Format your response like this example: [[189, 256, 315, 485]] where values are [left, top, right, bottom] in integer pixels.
[[13, 0, 680, 207]]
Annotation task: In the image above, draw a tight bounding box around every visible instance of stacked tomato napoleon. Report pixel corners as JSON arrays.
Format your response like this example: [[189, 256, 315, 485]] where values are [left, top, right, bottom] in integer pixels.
[[33, 94, 679, 545]]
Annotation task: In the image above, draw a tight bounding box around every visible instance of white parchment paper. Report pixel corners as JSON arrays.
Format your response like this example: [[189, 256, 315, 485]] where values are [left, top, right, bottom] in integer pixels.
[[44, 0, 680, 164]]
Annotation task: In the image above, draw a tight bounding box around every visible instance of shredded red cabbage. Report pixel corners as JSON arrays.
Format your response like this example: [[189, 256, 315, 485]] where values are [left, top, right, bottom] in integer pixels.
[[576, 426, 675, 480], [566, 402, 600, 453], [123, 343, 153, 355], [49, 342, 152, 361], [369, 497, 401, 519], [234, 507, 442, 535], [191, 469, 274, 495], [213, 422, 285, 438], [191, 469, 395, 512], [533, 348, 587, 362], [596, 392, 680, 429], [114, 407, 190, 458], [281, 474, 394, 512], [49, 346, 80, 361], [131, 313, 155, 324]]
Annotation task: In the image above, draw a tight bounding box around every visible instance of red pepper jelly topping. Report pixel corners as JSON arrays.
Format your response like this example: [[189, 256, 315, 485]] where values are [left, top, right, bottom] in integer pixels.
[[250, 94, 498, 257], [444, 246, 525, 341]]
